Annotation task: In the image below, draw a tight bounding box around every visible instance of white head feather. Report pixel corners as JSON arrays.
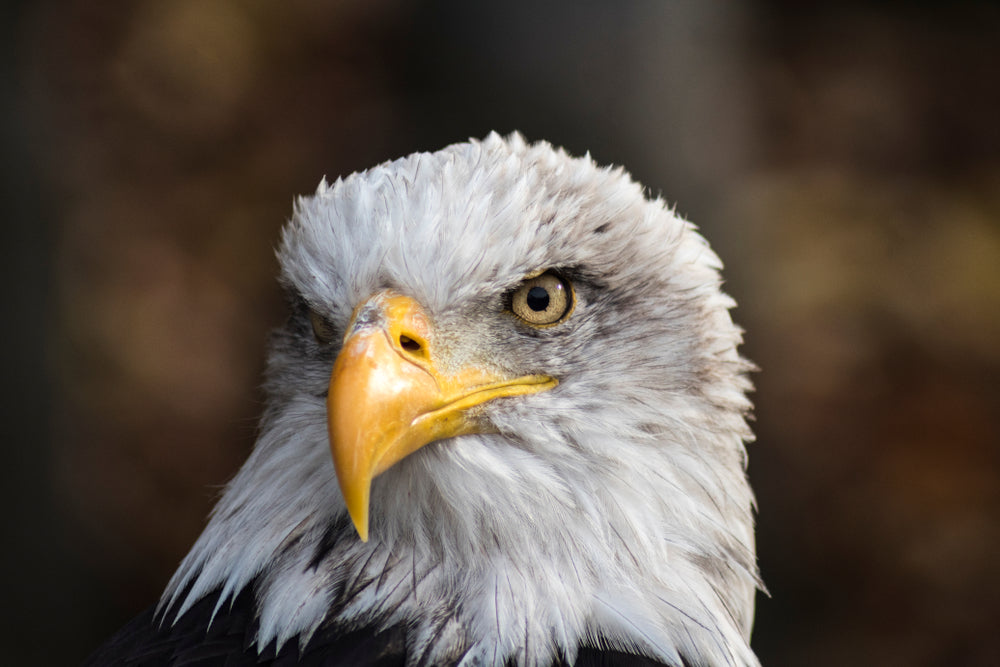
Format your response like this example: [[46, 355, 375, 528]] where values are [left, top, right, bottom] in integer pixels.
[[161, 132, 760, 667]]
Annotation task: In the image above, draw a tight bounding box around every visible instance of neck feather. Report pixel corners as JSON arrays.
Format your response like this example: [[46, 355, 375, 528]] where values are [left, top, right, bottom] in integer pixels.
[[161, 400, 759, 667]]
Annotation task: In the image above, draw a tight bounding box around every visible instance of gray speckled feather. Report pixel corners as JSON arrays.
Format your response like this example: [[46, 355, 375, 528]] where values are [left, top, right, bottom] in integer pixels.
[[160, 133, 761, 667]]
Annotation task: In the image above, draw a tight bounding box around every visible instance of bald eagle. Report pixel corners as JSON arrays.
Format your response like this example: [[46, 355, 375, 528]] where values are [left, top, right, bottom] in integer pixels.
[[86, 134, 761, 666]]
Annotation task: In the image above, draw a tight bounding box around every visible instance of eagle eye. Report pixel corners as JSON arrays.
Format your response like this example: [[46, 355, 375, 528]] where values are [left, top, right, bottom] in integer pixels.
[[510, 272, 574, 326], [309, 309, 337, 345]]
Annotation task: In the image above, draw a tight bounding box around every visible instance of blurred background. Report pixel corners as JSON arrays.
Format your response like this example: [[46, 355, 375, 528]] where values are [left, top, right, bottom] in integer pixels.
[[2, 0, 998, 664]]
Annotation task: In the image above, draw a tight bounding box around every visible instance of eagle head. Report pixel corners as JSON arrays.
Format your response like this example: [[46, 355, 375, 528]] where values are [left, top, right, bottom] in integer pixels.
[[161, 133, 760, 667]]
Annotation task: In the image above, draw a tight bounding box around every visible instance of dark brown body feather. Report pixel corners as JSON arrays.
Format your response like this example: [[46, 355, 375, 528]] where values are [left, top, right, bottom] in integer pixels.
[[84, 584, 676, 667]]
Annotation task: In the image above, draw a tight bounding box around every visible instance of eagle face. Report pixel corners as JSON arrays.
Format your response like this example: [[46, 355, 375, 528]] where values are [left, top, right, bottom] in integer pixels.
[[162, 133, 760, 667]]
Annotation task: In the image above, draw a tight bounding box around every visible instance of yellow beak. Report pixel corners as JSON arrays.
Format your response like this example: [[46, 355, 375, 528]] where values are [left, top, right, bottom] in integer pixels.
[[326, 292, 556, 541]]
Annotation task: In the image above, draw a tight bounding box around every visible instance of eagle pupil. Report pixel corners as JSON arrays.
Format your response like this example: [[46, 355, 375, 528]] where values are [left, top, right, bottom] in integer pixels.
[[527, 286, 550, 311]]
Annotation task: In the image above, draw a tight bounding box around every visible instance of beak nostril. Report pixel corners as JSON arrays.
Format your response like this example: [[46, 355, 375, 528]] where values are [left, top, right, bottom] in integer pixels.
[[399, 335, 422, 353]]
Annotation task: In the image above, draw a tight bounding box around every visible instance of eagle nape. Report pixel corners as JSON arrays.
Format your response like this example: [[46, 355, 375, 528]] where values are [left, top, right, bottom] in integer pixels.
[[86, 132, 761, 667]]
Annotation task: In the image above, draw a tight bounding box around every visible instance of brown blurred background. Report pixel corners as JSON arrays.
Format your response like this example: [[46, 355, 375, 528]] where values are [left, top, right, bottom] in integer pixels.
[[2, 0, 998, 664]]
